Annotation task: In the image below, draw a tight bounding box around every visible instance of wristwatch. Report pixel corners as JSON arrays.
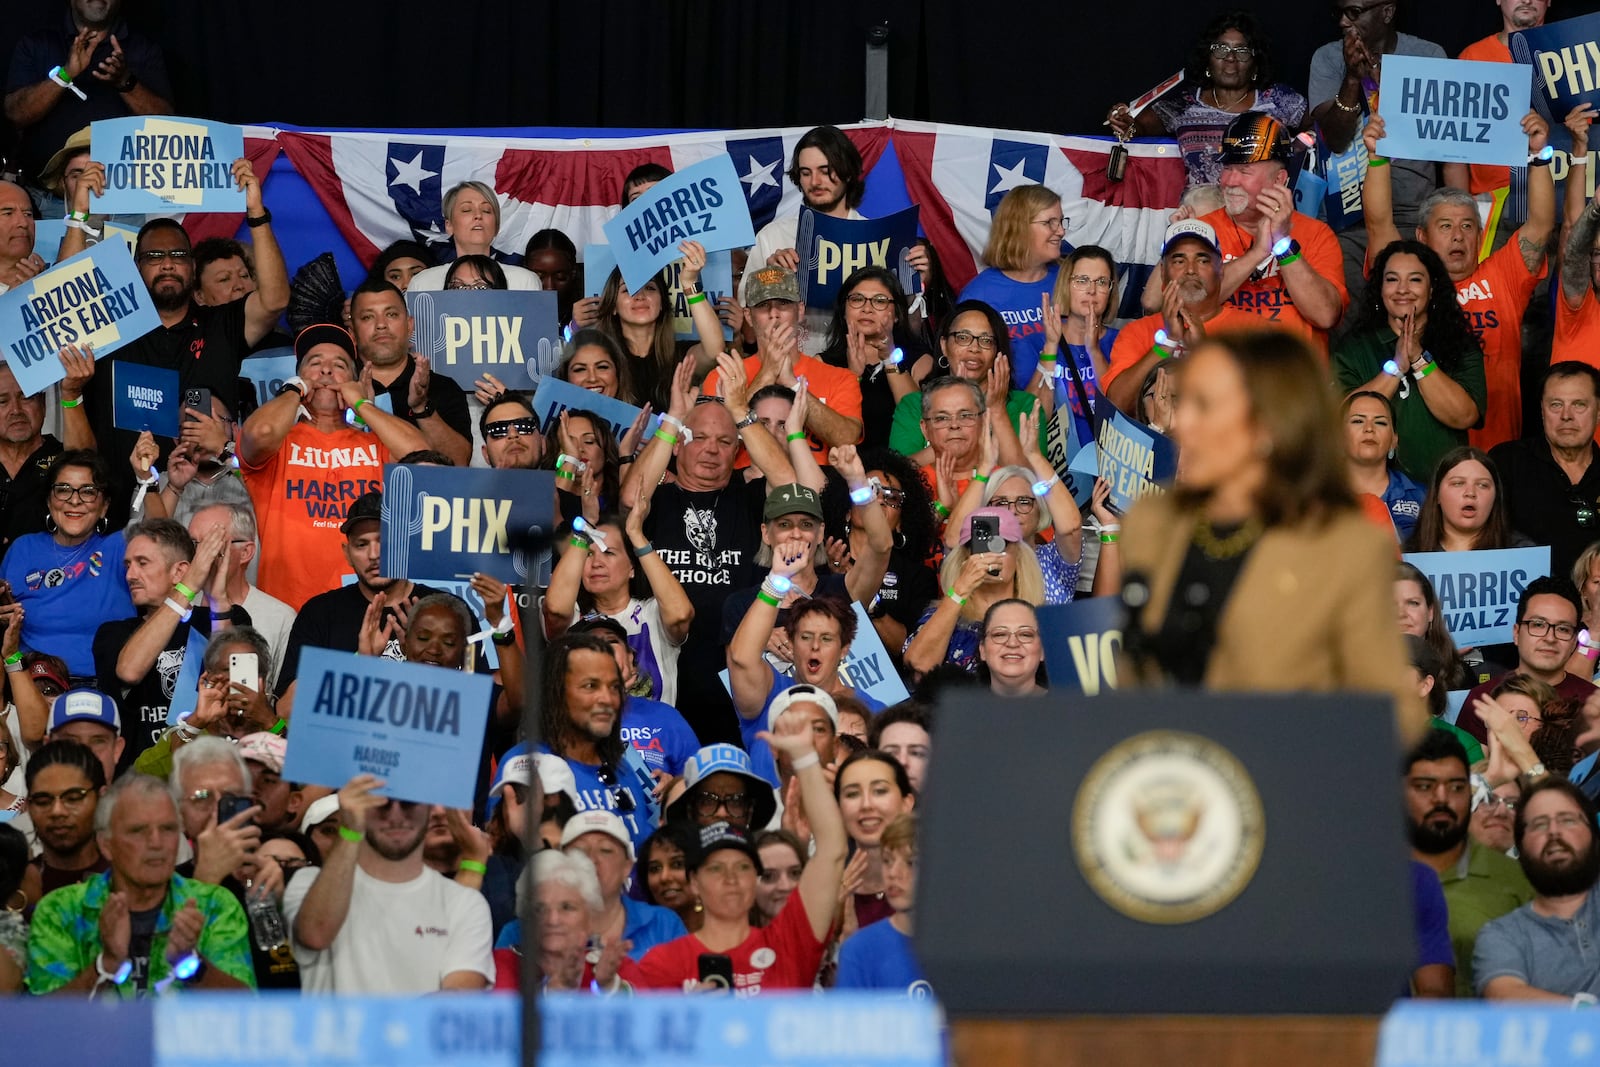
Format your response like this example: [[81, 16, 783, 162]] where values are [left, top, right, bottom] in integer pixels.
[[735, 411, 760, 430], [410, 403, 436, 420], [277, 376, 307, 398], [245, 209, 272, 229]]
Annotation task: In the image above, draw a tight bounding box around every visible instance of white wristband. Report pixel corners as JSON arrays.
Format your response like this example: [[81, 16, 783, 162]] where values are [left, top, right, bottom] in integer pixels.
[[790, 751, 820, 771]]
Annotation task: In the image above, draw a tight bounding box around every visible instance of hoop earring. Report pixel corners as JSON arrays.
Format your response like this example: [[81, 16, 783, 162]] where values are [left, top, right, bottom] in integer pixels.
[[5, 887, 24, 912], [96, 515, 109, 534], [44, 513, 56, 533]]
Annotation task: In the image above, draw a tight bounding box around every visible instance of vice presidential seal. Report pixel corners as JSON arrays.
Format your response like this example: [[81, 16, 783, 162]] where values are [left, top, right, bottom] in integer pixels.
[[1071, 730, 1264, 924]]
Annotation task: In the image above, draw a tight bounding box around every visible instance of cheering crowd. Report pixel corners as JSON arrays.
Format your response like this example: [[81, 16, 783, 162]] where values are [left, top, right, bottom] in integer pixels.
[[1, 0, 1600, 1008]]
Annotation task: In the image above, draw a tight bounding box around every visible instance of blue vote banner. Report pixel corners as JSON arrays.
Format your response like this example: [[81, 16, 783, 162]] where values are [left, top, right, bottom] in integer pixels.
[[1044, 399, 1098, 508], [1037, 596, 1126, 697], [601, 153, 755, 292], [1378, 1001, 1600, 1067], [1095, 406, 1177, 514], [282, 646, 492, 810], [405, 289, 562, 392], [1512, 12, 1600, 117], [0, 241, 161, 396], [90, 116, 245, 215], [238, 347, 299, 410], [33, 218, 137, 261], [379, 463, 555, 585], [111, 360, 180, 438], [1376, 55, 1532, 166], [530, 374, 657, 443], [1402, 546, 1551, 647], [796, 204, 921, 310]]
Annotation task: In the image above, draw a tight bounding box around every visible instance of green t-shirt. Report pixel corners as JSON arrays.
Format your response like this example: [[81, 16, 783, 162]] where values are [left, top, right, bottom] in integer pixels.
[[1437, 841, 1534, 998], [889, 388, 1047, 456], [1332, 328, 1487, 483]]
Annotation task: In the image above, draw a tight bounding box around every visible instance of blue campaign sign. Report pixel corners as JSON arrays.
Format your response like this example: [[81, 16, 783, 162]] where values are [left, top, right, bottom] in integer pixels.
[[281, 646, 492, 809], [601, 153, 755, 292], [665, 249, 733, 341], [530, 374, 658, 444], [0, 241, 161, 396], [90, 116, 245, 215], [1095, 406, 1177, 514], [33, 218, 137, 261], [379, 463, 556, 585], [1378, 1001, 1600, 1067], [1045, 399, 1097, 508], [1512, 12, 1600, 117], [1037, 596, 1126, 697], [111, 360, 180, 438], [1402, 545, 1551, 647], [1376, 55, 1532, 167], [796, 204, 921, 310], [406, 289, 561, 392], [583, 242, 616, 298], [718, 603, 911, 712], [239, 347, 299, 410]]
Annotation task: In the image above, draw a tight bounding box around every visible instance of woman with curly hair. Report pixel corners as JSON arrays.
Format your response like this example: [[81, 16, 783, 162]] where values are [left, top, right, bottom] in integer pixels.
[[1106, 11, 1307, 188], [1333, 240, 1487, 482]]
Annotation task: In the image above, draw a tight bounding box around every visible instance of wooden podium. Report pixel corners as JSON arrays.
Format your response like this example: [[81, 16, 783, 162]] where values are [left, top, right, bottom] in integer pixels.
[[950, 1016, 1382, 1067]]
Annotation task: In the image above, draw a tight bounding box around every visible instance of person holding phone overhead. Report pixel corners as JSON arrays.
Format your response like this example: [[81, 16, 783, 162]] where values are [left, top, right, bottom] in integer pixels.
[[633, 724, 847, 993]]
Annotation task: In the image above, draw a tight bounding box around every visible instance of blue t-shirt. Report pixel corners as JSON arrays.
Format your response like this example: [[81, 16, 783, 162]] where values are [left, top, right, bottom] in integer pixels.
[[1385, 468, 1427, 544], [1053, 332, 1118, 447], [622, 696, 699, 777], [741, 664, 887, 787], [520, 740, 659, 850], [835, 918, 929, 994], [1410, 859, 1453, 982], [957, 264, 1062, 389], [1, 530, 132, 678]]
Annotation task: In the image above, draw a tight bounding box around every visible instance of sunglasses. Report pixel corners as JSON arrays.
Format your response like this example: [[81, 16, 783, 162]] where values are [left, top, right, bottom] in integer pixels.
[[485, 417, 539, 439], [595, 764, 637, 813]]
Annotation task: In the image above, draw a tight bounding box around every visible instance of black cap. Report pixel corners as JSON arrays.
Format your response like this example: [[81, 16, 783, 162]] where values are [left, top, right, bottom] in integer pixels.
[[294, 323, 357, 366], [340, 490, 382, 534], [689, 821, 765, 874]]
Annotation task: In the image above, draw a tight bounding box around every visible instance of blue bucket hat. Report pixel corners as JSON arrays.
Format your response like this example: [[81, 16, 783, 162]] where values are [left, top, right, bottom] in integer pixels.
[[666, 743, 777, 829]]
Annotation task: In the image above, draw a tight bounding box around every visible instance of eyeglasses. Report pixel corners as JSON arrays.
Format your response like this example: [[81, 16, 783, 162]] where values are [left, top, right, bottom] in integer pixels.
[[692, 790, 752, 818], [989, 495, 1037, 515], [1031, 217, 1067, 233], [946, 330, 997, 351], [137, 249, 192, 264], [871, 481, 905, 509], [1070, 275, 1113, 291], [1209, 43, 1256, 60], [485, 417, 539, 439], [1513, 711, 1544, 727], [1526, 812, 1590, 834], [269, 856, 314, 875], [50, 483, 102, 502], [926, 411, 982, 429], [1333, 0, 1389, 22], [26, 786, 92, 809], [446, 280, 492, 291], [595, 764, 636, 813], [986, 627, 1039, 645], [182, 789, 220, 808], [1520, 617, 1579, 641], [846, 292, 894, 311], [1479, 793, 1518, 813]]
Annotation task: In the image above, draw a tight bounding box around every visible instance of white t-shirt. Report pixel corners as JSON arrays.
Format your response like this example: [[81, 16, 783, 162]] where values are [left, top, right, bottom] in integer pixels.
[[407, 263, 543, 292], [242, 585, 296, 690], [282, 863, 495, 993]]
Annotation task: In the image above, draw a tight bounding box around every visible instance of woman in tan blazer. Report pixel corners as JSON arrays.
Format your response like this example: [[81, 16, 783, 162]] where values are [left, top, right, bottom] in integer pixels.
[[1119, 329, 1427, 744]]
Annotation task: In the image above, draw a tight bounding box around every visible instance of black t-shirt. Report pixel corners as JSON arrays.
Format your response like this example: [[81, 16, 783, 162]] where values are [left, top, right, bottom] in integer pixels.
[[128, 902, 162, 992], [1488, 436, 1600, 581], [1146, 537, 1254, 687], [869, 547, 939, 628], [820, 338, 929, 452], [0, 436, 63, 563], [371, 358, 473, 447], [721, 572, 851, 645], [644, 477, 766, 745], [93, 604, 252, 772], [275, 581, 444, 696]]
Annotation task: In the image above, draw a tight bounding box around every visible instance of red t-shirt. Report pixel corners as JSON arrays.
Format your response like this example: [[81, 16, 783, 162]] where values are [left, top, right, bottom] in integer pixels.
[[241, 422, 390, 610], [1456, 239, 1545, 449], [701, 352, 863, 467], [1458, 36, 1514, 195], [633, 889, 826, 994], [1101, 305, 1269, 394], [1454, 671, 1599, 744], [490, 949, 643, 991], [1200, 207, 1348, 357]]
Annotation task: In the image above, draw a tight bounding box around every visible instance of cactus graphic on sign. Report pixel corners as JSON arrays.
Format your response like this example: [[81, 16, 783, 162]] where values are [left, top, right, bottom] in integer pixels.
[[410, 292, 441, 358], [380, 465, 430, 577]]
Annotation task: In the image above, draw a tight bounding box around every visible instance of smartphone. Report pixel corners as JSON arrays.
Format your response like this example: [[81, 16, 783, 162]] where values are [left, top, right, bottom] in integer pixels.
[[184, 387, 212, 422], [971, 514, 1004, 575], [229, 652, 258, 690], [217, 792, 254, 825], [697, 953, 735, 991]]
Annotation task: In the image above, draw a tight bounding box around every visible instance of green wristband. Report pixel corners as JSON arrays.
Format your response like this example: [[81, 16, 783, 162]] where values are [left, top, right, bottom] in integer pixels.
[[786, 431, 808, 442], [338, 825, 363, 843], [457, 859, 488, 875], [270, 718, 287, 736], [1367, 157, 1389, 168], [970, 471, 989, 484], [173, 582, 198, 603]]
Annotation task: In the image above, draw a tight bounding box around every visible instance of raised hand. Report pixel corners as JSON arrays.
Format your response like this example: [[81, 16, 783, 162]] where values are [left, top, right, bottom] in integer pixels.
[[231, 158, 264, 216], [829, 443, 866, 485], [165, 898, 204, 965], [784, 377, 810, 439], [470, 572, 510, 630], [473, 372, 509, 407], [1362, 113, 1388, 158], [619, 403, 652, 458], [407, 354, 433, 413], [678, 240, 707, 286], [130, 430, 159, 479], [335, 773, 389, 836], [58, 344, 96, 402], [91, 34, 129, 87], [1040, 292, 1063, 351]]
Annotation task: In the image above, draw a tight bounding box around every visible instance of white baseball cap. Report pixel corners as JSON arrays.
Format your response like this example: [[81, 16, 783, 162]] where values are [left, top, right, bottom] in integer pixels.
[[559, 809, 634, 861]]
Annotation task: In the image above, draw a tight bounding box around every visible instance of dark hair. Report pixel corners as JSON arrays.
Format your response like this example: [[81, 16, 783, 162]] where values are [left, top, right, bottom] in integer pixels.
[[1396, 562, 1467, 690], [125, 518, 196, 564], [1175, 331, 1356, 528], [861, 446, 936, 564], [397, 449, 455, 466], [638, 821, 699, 907], [573, 513, 647, 610], [976, 598, 1049, 689], [1402, 633, 1447, 717], [1186, 10, 1276, 87], [750, 384, 796, 410], [349, 277, 406, 317], [446, 254, 507, 290], [540, 634, 625, 767], [135, 217, 189, 253], [479, 390, 537, 437], [1403, 728, 1469, 775], [910, 238, 960, 345], [1067, 245, 1117, 276], [1545, 360, 1600, 400], [1513, 776, 1600, 849], [822, 266, 912, 359], [594, 268, 674, 401], [867, 700, 934, 748], [1352, 241, 1481, 375], [787, 126, 865, 209], [524, 228, 577, 261], [192, 237, 253, 280], [261, 827, 323, 867], [25, 738, 107, 791], [1529, 717, 1581, 778], [941, 299, 1013, 360], [1517, 575, 1584, 628], [560, 327, 639, 406], [46, 449, 112, 492], [752, 828, 808, 866], [1341, 389, 1397, 422], [787, 596, 859, 648], [368, 239, 436, 283], [833, 747, 916, 803], [562, 409, 623, 510], [621, 163, 673, 207], [1407, 447, 1513, 553], [0, 823, 26, 906]]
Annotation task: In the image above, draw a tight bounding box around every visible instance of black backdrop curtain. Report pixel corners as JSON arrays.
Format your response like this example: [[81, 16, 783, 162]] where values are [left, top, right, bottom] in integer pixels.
[[3, 0, 1600, 149]]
